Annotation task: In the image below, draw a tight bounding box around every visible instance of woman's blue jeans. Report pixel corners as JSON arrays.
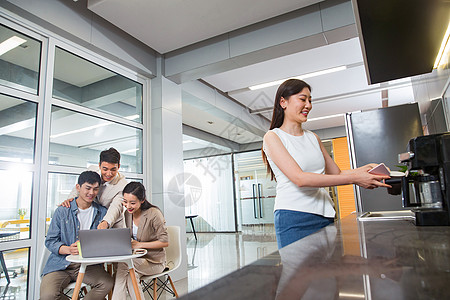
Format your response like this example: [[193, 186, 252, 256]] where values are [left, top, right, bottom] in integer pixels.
[[274, 209, 334, 249]]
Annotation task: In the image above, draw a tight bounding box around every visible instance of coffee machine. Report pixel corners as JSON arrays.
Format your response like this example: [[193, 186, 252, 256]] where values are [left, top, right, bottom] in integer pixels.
[[398, 133, 450, 226]]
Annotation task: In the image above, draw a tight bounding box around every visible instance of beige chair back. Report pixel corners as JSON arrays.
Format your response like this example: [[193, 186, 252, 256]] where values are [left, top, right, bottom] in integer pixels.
[[165, 226, 182, 271]]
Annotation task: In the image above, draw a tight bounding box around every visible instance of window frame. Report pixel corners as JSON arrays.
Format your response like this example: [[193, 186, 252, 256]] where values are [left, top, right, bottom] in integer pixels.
[[0, 14, 150, 300]]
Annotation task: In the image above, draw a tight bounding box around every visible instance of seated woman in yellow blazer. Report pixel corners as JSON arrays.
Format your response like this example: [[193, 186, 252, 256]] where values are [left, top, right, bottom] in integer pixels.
[[111, 182, 169, 300]]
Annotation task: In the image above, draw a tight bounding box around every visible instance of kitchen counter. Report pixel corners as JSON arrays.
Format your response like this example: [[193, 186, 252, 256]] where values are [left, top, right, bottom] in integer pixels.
[[179, 214, 450, 299]]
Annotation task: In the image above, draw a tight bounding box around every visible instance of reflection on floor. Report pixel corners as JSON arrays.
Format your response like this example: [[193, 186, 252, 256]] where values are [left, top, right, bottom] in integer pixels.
[[138, 226, 278, 299], [175, 226, 278, 298], [0, 226, 278, 300]]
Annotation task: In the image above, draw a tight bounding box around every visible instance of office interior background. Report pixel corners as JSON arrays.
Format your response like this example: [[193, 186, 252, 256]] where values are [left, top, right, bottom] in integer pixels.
[[0, 0, 449, 299]]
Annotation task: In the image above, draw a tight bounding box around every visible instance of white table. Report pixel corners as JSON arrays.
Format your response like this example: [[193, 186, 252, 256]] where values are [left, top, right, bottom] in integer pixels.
[[66, 249, 147, 300]]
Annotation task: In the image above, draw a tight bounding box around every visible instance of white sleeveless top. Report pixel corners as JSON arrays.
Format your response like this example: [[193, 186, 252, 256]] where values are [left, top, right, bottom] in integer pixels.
[[263, 128, 335, 218]]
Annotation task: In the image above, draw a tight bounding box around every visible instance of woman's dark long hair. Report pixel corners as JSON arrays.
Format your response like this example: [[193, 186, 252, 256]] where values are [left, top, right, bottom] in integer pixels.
[[122, 181, 156, 211], [261, 79, 312, 181]]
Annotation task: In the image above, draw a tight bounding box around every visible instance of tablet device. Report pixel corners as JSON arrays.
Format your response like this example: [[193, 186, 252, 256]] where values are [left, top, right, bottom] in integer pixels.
[[78, 228, 132, 258]]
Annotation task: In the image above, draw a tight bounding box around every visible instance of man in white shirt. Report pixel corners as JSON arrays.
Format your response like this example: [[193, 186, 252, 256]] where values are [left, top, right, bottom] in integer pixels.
[[62, 148, 128, 229]]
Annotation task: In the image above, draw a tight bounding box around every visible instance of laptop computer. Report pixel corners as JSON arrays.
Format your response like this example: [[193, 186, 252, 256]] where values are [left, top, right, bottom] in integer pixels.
[[78, 228, 132, 258]]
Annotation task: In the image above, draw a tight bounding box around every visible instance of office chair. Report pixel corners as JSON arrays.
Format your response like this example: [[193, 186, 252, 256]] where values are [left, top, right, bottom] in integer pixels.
[[140, 226, 181, 299]]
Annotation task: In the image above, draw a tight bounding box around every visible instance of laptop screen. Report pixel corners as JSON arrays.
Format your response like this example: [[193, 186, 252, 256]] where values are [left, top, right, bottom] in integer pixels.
[[78, 228, 132, 258]]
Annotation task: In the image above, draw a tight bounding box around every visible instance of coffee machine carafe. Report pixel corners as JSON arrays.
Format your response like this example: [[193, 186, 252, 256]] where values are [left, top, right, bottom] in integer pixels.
[[398, 133, 450, 226]]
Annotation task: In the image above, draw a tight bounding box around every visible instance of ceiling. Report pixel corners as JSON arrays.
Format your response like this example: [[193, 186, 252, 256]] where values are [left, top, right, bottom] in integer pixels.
[[85, 0, 447, 153], [87, 0, 323, 54]]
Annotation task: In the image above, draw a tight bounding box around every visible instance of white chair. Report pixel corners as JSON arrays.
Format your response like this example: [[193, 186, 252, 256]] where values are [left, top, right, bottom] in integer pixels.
[[38, 247, 88, 299], [140, 226, 181, 299]]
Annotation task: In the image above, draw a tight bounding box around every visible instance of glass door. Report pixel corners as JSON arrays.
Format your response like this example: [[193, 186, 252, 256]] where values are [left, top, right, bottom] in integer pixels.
[[234, 151, 276, 231], [183, 154, 235, 232]]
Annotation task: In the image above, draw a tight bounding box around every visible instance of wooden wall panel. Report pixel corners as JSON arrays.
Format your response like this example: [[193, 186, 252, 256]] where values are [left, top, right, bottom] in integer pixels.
[[332, 137, 356, 219]]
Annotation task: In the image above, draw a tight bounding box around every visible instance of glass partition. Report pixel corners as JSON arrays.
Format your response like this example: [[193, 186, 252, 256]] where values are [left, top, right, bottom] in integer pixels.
[[46, 173, 78, 227], [234, 151, 275, 233], [49, 106, 143, 173], [0, 247, 29, 299], [183, 154, 235, 232], [0, 16, 147, 300], [0, 170, 32, 241], [0, 94, 37, 163], [53, 47, 143, 123], [0, 24, 41, 94]]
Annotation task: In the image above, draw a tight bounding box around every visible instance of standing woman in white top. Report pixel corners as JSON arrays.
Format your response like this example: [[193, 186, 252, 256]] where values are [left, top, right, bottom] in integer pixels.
[[262, 79, 390, 249], [111, 182, 169, 300]]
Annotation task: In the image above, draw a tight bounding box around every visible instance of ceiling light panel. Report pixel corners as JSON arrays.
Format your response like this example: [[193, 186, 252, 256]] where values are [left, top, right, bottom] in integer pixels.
[[248, 65, 347, 90], [0, 36, 26, 56]]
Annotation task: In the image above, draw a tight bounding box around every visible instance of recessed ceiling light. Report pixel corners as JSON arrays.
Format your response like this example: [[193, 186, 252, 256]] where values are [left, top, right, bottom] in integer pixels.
[[125, 114, 140, 120], [307, 113, 344, 122], [122, 148, 139, 154], [0, 36, 27, 56], [248, 66, 347, 90], [50, 122, 109, 138]]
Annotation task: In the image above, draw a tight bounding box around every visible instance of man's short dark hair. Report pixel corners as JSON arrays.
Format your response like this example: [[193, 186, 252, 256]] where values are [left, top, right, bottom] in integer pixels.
[[78, 171, 101, 186], [99, 147, 121, 165]]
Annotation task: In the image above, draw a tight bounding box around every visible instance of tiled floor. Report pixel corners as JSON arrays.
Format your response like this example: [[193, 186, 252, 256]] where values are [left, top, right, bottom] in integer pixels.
[[0, 226, 278, 299], [142, 225, 277, 299]]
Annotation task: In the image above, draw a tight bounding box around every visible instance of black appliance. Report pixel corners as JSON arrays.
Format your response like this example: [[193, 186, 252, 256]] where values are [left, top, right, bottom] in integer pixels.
[[346, 103, 423, 212], [398, 133, 450, 226]]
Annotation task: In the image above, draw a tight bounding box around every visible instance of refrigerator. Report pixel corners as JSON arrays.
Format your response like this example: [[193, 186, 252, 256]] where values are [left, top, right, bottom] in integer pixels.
[[345, 103, 423, 212]]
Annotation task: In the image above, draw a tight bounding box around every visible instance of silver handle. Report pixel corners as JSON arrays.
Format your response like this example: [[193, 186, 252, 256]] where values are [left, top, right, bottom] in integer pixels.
[[399, 151, 414, 163], [252, 184, 258, 219], [258, 183, 263, 218]]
